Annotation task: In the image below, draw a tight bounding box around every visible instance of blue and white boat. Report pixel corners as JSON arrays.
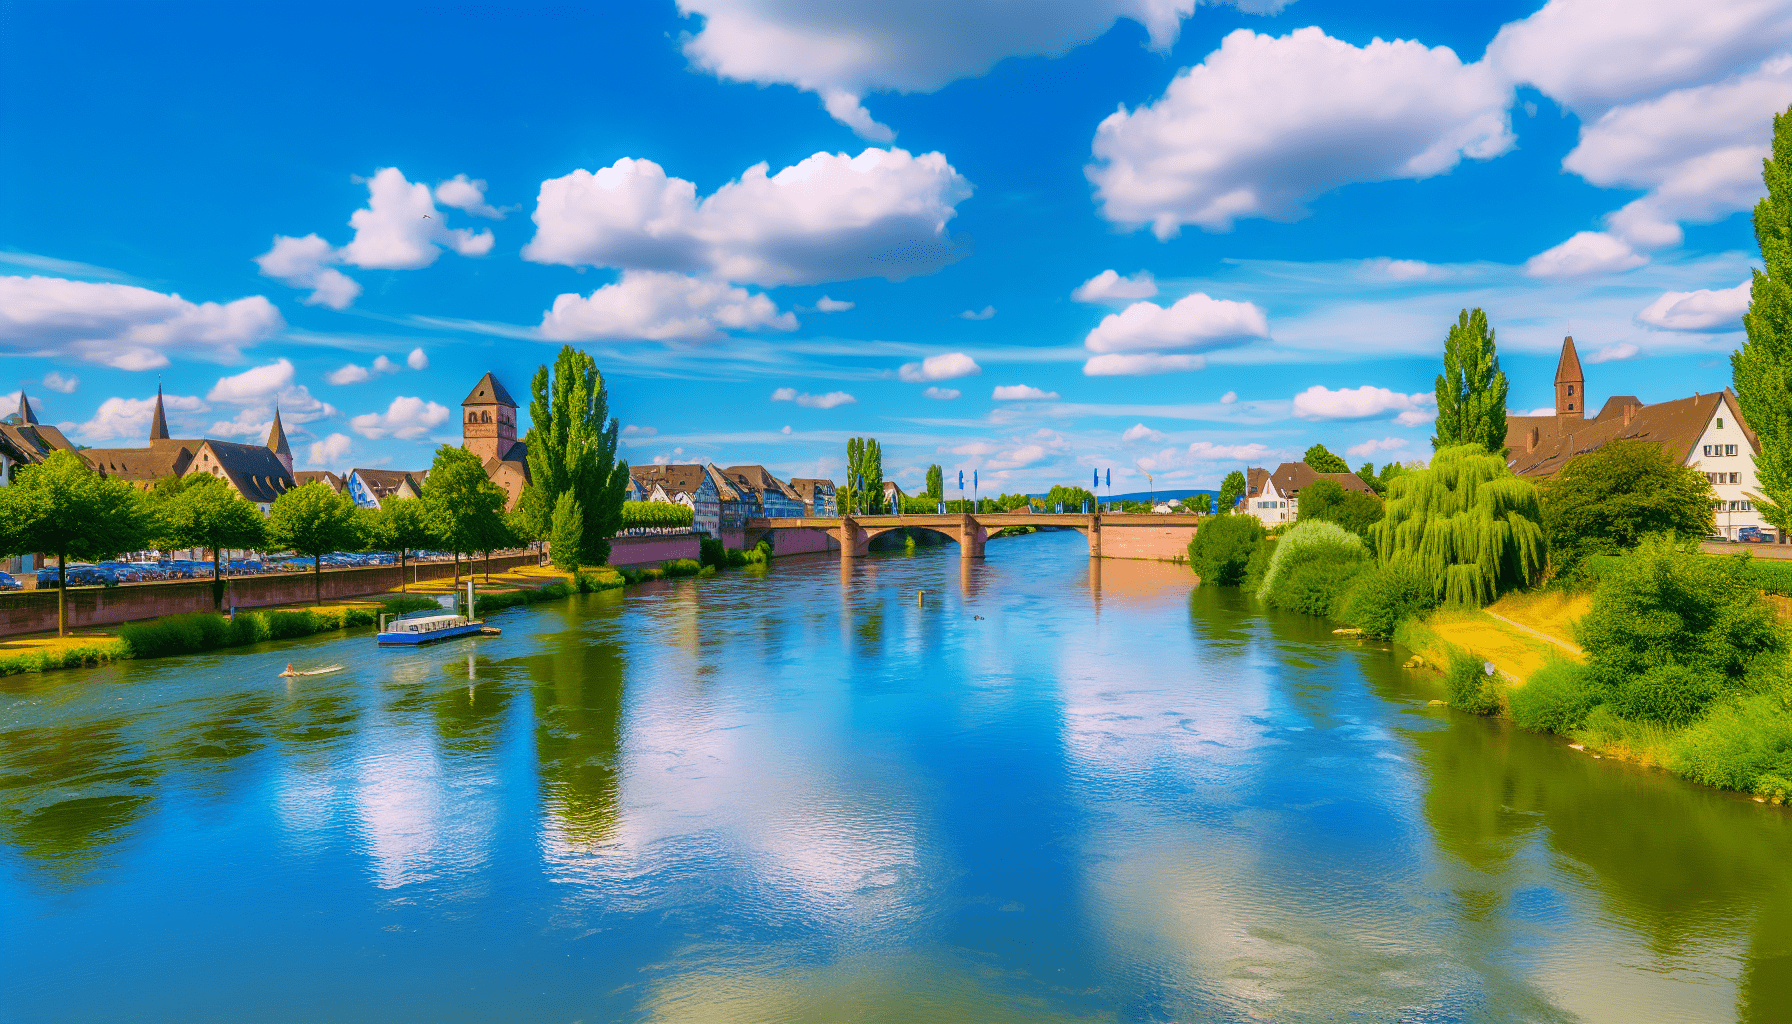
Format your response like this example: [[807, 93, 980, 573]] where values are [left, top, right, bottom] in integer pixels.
[[376, 612, 492, 645]]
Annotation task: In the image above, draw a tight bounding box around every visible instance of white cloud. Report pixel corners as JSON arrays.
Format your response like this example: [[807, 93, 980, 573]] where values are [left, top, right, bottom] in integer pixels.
[[1292, 385, 1435, 424], [1072, 269, 1158, 304], [77, 393, 207, 441], [922, 386, 961, 400], [1083, 353, 1206, 376], [1523, 231, 1649, 280], [433, 174, 509, 219], [957, 305, 996, 320], [985, 443, 1049, 470], [898, 351, 981, 382], [205, 359, 337, 436], [40, 370, 77, 394], [622, 424, 658, 436], [1220, 391, 1238, 403], [350, 396, 451, 440], [1362, 258, 1445, 281], [1586, 342, 1641, 364], [1485, 0, 1792, 116], [406, 347, 428, 370], [253, 234, 363, 310], [306, 432, 352, 468], [1184, 441, 1274, 462], [373, 355, 400, 373], [1637, 281, 1751, 331], [523, 148, 972, 286], [992, 384, 1059, 401], [771, 387, 857, 409], [677, 1, 1209, 139], [1122, 423, 1164, 442], [1346, 437, 1409, 458], [1083, 293, 1269, 365], [1511, 406, 1557, 417], [815, 295, 855, 312], [1088, 27, 1513, 236], [540, 270, 797, 341], [0, 275, 283, 369], [781, 425, 792, 434], [327, 363, 372, 385]]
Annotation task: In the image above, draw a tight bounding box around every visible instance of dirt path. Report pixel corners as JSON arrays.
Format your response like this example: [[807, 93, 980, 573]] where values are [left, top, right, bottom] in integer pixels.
[[1483, 610, 1583, 657]]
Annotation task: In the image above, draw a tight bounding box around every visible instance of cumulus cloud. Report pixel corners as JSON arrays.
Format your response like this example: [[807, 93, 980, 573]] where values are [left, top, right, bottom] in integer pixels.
[[898, 351, 981, 382], [1523, 231, 1649, 280], [40, 370, 77, 394], [306, 432, 352, 468], [781, 425, 792, 434], [1362, 258, 1445, 281], [1220, 391, 1238, 403], [985, 443, 1050, 470], [1073, 269, 1158, 304], [204, 358, 337, 438], [771, 387, 857, 409], [77, 392, 207, 441], [350, 396, 451, 440], [1122, 422, 1165, 442], [622, 424, 658, 436], [1084, 353, 1206, 376], [406, 347, 428, 370], [1089, 27, 1513, 236], [1292, 385, 1435, 425], [1082, 293, 1267, 374], [815, 295, 855, 312], [992, 384, 1059, 401], [433, 174, 509, 219], [540, 270, 797, 341], [957, 305, 996, 320], [1587, 342, 1641, 364], [1637, 281, 1751, 331], [374, 355, 399, 373], [1183, 441, 1274, 461], [253, 234, 363, 309], [0, 275, 283, 369], [1346, 437, 1409, 458], [678, 0, 1211, 139], [922, 386, 961, 400], [523, 148, 972, 286], [327, 363, 372, 385]]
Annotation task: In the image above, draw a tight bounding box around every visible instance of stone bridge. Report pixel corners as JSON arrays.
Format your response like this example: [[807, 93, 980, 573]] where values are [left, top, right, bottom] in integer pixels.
[[743, 512, 1200, 561]]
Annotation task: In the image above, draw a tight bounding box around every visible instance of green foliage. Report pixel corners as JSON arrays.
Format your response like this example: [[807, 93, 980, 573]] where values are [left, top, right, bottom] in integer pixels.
[[1273, 556, 1368, 617], [155, 474, 266, 591], [844, 437, 883, 514], [1255, 519, 1366, 603], [1541, 440, 1715, 572], [1613, 664, 1722, 726], [0, 450, 153, 632], [1433, 307, 1509, 455], [925, 464, 943, 501], [1303, 444, 1349, 474], [118, 603, 386, 660], [1187, 513, 1264, 586], [663, 558, 702, 577], [901, 495, 939, 514], [1218, 469, 1247, 511], [699, 536, 725, 567], [0, 641, 125, 677], [363, 496, 438, 592], [1733, 103, 1792, 532], [1370, 444, 1545, 606], [1508, 660, 1602, 734], [621, 500, 694, 530], [1444, 648, 1502, 715], [267, 479, 362, 606], [525, 345, 629, 566], [1341, 562, 1437, 639], [1297, 478, 1384, 541], [510, 484, 551, 545], [1671, 688, 1792, 796], [1045, 484, 1096, 511], [424, 444, 510, 563], [550, 490, 584, 573]]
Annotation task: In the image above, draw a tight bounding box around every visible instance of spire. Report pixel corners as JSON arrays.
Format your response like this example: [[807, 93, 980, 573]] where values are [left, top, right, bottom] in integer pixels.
[[1554, 335, 1584, 384], [149, 383, 170, 440], [266, 405, 293, 476], [1554, 335, 1586, 418], [17, 390, 37, 426]]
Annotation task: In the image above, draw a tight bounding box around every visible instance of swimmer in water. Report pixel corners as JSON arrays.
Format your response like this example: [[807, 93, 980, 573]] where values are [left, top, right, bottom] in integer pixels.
[[280, 662, 299, 677]]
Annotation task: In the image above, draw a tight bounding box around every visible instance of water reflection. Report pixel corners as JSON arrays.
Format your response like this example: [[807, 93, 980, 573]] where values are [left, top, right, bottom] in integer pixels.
[[531, 629, 627, 848]]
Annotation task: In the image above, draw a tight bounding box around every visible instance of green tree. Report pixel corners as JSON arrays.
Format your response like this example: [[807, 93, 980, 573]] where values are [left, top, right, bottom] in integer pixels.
[[0, 450, 151, 635], [364, 496, 438, 592], [1370, 444, 1545, 606], [1045, 484, 1095, 511], [1433, 307, 1510, 454], [925, 464, 943, 502], [524, 345, 629, 566], [1187, 514, 1264, 586], [1303, 444, 1349, 474], [510, 483, 552, 552], [845, 437, 883, 514], [1218, 469, 1247, 512], [156, 473, 267, 606], [424, 445, 509, 588], [1356, 462, 1383, 494], [1540, 439, 1715, 571], [266, 480, 362, 606], [1733, 103, 1792, 531], [551, 490, 584, 573], [1297, 478, 1384, 541]]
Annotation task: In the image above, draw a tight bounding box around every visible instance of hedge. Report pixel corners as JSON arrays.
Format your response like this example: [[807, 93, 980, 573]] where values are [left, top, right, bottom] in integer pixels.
[[622, 500, 694, 530]]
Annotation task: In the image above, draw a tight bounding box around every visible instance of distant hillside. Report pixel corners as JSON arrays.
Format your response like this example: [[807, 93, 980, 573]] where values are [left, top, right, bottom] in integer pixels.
[[1030, 488, 1217, 508]]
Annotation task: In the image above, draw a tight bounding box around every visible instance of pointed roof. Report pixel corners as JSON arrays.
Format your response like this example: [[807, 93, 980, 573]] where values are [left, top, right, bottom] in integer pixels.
[[149, 384, 170, 440], [18, 390, 37, 426], [1554, 336, 1584, 384], [462, 372, 516, 408], [266, 406, 291, 457]]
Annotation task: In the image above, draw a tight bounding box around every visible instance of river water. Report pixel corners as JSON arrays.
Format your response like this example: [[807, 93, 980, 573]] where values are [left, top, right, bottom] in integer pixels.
[[1, 530, 1787, 1023]]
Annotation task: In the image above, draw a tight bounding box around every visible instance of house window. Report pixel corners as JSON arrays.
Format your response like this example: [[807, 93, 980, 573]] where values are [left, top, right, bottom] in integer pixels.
[[1567, 385, 1574, 396], [1704, 445, 1714, 457], [1731, 473, 1741, 484], [1568, 404, 1575, 411], [1717, 418, 1724, 429], [1726, 444, 1738, 456]]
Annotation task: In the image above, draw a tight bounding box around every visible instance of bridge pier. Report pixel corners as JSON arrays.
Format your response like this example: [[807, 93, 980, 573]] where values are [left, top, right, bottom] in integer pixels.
[[1086, 515, 1100, 557], [959, 514, 986, 560], [835, 516, 870, 557]]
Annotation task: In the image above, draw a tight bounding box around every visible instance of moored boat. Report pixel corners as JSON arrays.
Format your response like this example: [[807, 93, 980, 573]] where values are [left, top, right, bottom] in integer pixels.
[[377, 612, 487, 645]]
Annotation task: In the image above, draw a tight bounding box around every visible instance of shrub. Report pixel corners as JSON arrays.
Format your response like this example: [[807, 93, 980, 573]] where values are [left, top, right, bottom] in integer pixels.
[[1187, 514, 1265, 586], [1342, 561, 1438, 639], [1670, 692, 1792, 794], [1539, 439, 1715, 571], [663, 558, 702, 577], [1243, 536, 1275, 592], [1272, 556, 1368, 617], [118, 612, 232, 659], [1509, 660, 1602, 733], [621, 500, 694, 530], [1256, 520, 1366, 603], [1297, 478, 1384, 543], [1613, 664, 1722, 726], [381, 596, 442, 616], [699, 537, 726, 568], [1445, 648, 1501, 715]]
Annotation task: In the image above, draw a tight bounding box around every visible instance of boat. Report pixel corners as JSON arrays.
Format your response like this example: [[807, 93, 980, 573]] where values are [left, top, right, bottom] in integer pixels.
[[377, 612, 488, 646]]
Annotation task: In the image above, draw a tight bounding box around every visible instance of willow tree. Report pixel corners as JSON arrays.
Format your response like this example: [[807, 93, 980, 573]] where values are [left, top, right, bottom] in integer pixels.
[[1734, 103, 1792, 531], [1434, 308, 1509, 455], [1370, 444, 1545, 606], [525, 346, 629, 565]]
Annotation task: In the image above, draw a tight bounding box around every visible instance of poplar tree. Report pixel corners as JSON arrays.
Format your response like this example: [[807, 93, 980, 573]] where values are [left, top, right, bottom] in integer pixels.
[[551, 491, 584, 573], [1733, 104, 1792, 531], [844, 437, 883, 514], [1433, 308, 1509, 455], [925, 464, 943, 502], [524, 346, 629, 566]]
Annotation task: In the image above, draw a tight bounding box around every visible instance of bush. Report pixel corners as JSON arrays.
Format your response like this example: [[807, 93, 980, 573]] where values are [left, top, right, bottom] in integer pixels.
[[1342, 561, 1437, 639], [700, 537, 726, 568], [663, 558, 702, 577], [1445, 648, 1501, 715], [1297, 478, 1384, 543], [1613, 664, 1722, 726], [118, 612, 233, 659], [621, 500, 694, 530], [1275, 557, 1368, 616], [1187, 514, 1265, 586], [1256, 520, 1367, 604], [1509, 660, 1602, 733], [1670, 691, 1792, 794]]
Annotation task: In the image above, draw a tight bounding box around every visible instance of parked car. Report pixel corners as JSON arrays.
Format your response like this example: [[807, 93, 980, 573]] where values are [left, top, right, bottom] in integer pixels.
[[0, 572, 21, 592], [1739, 527, 1778, 544]]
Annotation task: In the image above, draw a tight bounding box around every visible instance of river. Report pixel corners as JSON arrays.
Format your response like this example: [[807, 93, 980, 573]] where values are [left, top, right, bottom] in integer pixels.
[[1, 529, 1787, 1023]]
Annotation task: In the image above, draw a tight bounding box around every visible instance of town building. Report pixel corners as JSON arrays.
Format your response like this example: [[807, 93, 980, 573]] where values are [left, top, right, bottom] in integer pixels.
[[345, 468, 426, 509], [294, 470, 346, 492], [632, 464, 721, 535], [462, 373, 530, 510], [788, 477, 836, 516], [724, 465, 806, 517], [1505, 336, 1769, 541], [1239, 462, 1376, 526], [707, 463, 756, 529]]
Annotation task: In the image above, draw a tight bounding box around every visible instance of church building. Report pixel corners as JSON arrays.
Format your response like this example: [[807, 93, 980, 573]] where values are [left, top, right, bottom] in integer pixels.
[[462, 372, 530, 510]]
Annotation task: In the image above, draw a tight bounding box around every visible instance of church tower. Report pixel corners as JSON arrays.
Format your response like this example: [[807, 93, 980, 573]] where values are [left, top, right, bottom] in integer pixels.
[[266, 406, 293, 475], [149, 384, 170, 440], [1554, 335, 1584, 418], [18, 390, 38, 426], [461, 372, 518, 463]]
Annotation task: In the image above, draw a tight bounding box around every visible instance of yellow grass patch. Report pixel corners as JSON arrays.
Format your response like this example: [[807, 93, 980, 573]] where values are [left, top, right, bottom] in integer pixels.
[[1482, 590, 1591, 650], [0, 632, 118, 656], [1419, 608, 1564, 683]]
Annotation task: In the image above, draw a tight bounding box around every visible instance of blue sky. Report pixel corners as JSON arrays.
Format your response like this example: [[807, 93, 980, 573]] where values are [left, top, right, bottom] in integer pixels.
[[2, 0, 1787, 495]]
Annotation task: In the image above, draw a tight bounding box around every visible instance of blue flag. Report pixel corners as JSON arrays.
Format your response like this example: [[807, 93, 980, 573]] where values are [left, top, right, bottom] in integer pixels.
[[973, 470, 978, 489], [1105, 468, 1110, 488], [1092, 468, 1098, 489], [958, 469, 964, 490]]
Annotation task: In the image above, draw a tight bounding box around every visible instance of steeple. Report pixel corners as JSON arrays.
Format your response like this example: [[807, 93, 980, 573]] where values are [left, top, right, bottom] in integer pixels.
[[17, 390, 37, 426], [266, 405, 293, 476], [149, 383, 170, 440], [1554, 335, 1585, 418]]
